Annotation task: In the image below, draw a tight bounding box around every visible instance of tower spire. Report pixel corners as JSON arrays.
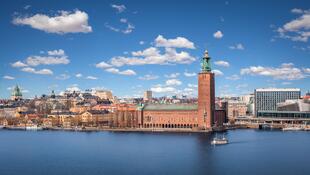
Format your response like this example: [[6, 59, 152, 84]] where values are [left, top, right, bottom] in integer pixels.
[[201, 50, 212, 72]]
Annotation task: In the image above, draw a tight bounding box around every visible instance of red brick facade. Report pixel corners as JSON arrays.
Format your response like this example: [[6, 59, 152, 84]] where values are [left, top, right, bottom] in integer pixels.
[[198, 72, 215, 129], [142, 110, 199, 129]]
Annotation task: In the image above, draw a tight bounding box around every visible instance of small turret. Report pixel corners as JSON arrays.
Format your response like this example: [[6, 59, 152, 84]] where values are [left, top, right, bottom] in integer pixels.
[[11, 85, 22, 101], [51, 90, 56, 99], [201, 50, 212, 72]]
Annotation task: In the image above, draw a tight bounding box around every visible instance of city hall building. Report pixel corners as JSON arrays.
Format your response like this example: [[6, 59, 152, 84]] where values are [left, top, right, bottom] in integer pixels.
[[139, 50, 216, 130]]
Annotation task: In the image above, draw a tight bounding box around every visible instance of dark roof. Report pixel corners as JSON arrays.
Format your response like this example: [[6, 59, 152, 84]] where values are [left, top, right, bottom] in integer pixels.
[[85, 110, 109, 115], [50, 111, 78, 115], [143, 104, 198, 111]]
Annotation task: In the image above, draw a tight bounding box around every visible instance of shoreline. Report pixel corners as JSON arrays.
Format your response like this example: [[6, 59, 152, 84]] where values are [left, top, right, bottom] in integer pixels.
[[1, 126, 215, 133], [2, 125, 309, 133]]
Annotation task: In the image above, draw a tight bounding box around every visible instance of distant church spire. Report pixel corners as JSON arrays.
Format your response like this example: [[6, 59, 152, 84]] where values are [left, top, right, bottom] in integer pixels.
[[201, 50, 212, 72]]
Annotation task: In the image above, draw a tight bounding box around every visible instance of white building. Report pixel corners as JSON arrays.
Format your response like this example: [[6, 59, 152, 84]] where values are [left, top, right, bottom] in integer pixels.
[[254, 88, 301, 116], [143, 91, 152, 101], [95, 90, 113, 100]]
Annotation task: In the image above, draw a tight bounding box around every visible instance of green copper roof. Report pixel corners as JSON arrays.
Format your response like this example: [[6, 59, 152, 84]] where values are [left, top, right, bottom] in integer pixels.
[[202, 50, 211, 72], [12, 85, 22, 97], [142, 104, 198, 111]]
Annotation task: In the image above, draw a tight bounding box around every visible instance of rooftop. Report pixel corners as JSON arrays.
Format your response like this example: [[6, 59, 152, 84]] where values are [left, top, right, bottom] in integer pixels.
[[255, 88, 300, 92], [142, 104, 198, 111]]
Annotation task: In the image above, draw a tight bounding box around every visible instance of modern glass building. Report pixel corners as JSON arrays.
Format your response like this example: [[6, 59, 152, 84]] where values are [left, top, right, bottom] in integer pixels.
[[254, 88, 301, 117]]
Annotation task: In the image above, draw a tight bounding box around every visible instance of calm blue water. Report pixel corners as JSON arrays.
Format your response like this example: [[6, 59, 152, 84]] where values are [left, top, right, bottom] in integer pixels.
[[0, 129, 309, 175]]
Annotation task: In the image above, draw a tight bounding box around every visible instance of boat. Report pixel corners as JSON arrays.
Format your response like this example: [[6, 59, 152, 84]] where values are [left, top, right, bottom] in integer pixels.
[[26, 125, 43, 130], [0, 125, 4, 129], [211, 134, 228, 145], [304, 128, 310, 131], [282, 127, 303, 131]]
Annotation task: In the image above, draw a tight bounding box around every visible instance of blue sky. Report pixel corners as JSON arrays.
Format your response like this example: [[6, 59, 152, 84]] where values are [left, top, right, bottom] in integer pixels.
[[0, 0, 310, 98]]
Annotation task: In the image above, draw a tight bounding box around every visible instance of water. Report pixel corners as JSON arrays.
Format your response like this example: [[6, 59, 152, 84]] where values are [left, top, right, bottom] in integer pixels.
[[0, 129, 309, 175]]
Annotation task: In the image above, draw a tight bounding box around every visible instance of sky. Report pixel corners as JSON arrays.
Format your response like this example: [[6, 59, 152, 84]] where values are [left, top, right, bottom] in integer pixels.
[[0, 0, 310, 99]]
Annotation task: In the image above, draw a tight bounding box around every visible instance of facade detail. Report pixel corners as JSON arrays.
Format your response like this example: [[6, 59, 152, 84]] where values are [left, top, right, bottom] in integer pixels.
[[254, 88, 301, 116]]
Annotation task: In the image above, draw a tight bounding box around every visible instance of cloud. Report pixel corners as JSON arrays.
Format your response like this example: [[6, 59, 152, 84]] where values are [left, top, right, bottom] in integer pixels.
[[226, 74, 240, 80], [105, 18, 135, 34], [86, 76, 98, 80], [213, 30, 223, 39], [56, 73, 70, 80], [139, 41, 145, 45], [212, 69, 224, 76], [165, 73, 180, 78], [3, 75, 15, 80], [104, 23, 120, 32], [214, 60, 230, 67], [304, 68, 310, 73], [12, 49, 69, 67], [47, 49, 65, 56], [95, 61, 113, 69], [184, 71, 196, 77], [122, 22, 135, 34], [277, 9, 310, 42], [11, 61, 27, 67], [111, 4, 126, 13], [13, 10, 92, 34], [138, 74, 159, 80], [229, 43, 244, 50], [22, 89, 29, 93], [21, 67, 53, 75], [76, 73, 82, 78], [291, 8, 304, 14], [24, 5, 31, 10], [109, 47, 195, 67], [166, 79, 182, 86], [240, 63, 305, 80], [155, 35, 195, 49], [26, 55, 69, 66], [105, 68, 136, 76], [151, 86, 176, 93], [66, 84, 81, 92]]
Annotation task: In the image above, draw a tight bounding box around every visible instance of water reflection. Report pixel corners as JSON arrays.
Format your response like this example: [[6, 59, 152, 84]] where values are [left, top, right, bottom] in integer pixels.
[[0, 129, 309, 175]]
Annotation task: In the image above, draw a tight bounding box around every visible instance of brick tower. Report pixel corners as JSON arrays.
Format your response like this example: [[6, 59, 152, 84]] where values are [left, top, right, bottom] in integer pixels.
[[198, 50, 215, 129]]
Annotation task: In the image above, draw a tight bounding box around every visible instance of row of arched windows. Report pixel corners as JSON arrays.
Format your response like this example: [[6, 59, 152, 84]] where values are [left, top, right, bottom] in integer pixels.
[[143, 123, 198, 129]]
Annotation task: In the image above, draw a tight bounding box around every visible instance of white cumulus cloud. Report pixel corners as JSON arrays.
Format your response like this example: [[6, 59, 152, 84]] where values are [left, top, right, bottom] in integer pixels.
[[212, 69, 224, 76], [3, 75, 15, 80], [155, 35, 195, 49], [105, 68, 136, 76], [151, 86, 176, 93], [75, 73, 82, 78], [214, 60, 230, 67], [21, 67, 53, 75], [277, 9, 310, 42], [13, 10, 92, 34], [213, 30, 223, 39], [12, 49, 69, 67], [139, 74, 159, 80], [241, 63, 305, 80], [109, 47, 195, 67], [184, 71, 196, 77], [11, 61, 27, 67], [166, 79, 182, 86], [86, 76, 98, 80]]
